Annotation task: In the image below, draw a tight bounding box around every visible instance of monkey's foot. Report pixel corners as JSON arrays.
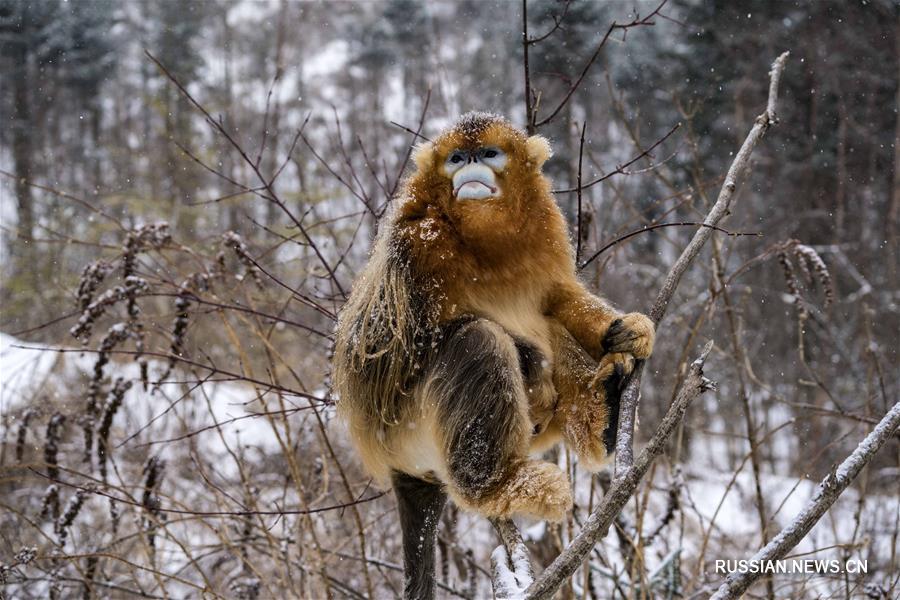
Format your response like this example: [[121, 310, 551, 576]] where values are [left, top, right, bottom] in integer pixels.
[[602, 313, 656, 359], [476, 460, 572, 522], [592, 351, 635, 391], [559, 352, 634, 471]]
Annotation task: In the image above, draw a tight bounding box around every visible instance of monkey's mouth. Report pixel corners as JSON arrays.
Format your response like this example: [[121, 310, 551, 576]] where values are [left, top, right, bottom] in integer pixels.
[[454, 180, 498, 200], [452, 164, 501, 200]]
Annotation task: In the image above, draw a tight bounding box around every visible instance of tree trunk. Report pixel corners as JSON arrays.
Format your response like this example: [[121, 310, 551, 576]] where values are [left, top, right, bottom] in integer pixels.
[[11, 41, 35, 249]]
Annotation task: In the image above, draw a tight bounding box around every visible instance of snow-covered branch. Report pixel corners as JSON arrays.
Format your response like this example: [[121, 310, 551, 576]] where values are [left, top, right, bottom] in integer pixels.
[[709, 400, 900, 599], [490, 518, 534, 599]]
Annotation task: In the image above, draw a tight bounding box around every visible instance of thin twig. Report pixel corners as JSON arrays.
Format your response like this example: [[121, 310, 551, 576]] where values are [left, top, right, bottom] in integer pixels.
[[387, 88, 433, 202], [145, 50, 347, 299], [526, 0, 571, 45], [552, 123, 681, 194], [575, 121, 587, 264], [579, 222, 760, 270], [11, 344, 324, 403], [388, 120, 431, 143], [29, 468, 388, 517], [532, 0, 668, 129]]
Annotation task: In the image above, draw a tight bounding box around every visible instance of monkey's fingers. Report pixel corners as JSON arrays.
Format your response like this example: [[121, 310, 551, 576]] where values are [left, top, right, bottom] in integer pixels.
[[563, 352, 635, 469], [601, 313, 655, 359]]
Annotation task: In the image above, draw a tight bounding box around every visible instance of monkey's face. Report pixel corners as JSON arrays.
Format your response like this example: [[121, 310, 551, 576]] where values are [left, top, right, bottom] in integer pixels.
[[443, 146, 508, 201], [410, 114, 553, 247]]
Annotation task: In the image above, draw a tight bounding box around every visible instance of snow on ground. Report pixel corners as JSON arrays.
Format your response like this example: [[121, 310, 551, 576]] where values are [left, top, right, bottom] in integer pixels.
[[1, 333, 62, 413], [2, 331, 344, 597], [0, 332, 319, 468]]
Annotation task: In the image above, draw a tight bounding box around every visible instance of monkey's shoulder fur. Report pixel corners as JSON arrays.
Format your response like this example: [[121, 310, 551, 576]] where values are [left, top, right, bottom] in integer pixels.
[[333, 112, 654, 521]]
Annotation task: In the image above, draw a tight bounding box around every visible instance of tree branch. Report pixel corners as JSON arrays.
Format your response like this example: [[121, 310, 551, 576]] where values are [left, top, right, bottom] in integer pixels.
[[490, 51, 790, 600], [145, 50, 348, 299], [523, 342, 717, 600], [614, 51, 790, 476], [709, 400, 900, 599], [522, 0, 534, 134], [575, 121, 586, 264], [579, 221, 760, 270], [491, 517, 534, 598], [552, 122, 681, 194]]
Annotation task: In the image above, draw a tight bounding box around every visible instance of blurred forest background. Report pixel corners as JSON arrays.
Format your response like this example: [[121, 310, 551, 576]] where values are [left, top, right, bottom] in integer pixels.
[[1, 1, 898, 599]]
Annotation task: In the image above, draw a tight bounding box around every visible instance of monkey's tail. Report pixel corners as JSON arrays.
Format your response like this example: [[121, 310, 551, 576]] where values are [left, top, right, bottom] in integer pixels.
[[392, 471, 447, 600]]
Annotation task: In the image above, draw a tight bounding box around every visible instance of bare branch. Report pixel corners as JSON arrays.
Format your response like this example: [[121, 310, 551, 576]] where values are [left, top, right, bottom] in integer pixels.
[[30, 468, 389, 518], [388, 120, 432, 143], [12, 344, 325, 403], [0, 169, 127, 231], [145, 50, 348, 298], [614, 51, 790, 475], [387, 89, 433, 202], [710, 400, 900, 599], [575, 121, 587, 263], [532, 0, 668, 129], [579, 221, 761, 270], [526, 0, 571, 45], [552, 122, 682, 194], [522, 0, 534, 134]]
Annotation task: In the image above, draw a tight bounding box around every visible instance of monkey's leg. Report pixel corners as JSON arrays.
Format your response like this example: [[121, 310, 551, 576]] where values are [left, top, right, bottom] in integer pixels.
[[392, 471, 448, 600], [515, 338, 559, 441], [548, 319, 634, 471], [429, 318, 572, 521]]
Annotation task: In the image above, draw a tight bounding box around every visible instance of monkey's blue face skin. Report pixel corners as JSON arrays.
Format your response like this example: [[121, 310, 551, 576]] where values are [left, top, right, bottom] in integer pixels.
[[444, 147, 508, 200]]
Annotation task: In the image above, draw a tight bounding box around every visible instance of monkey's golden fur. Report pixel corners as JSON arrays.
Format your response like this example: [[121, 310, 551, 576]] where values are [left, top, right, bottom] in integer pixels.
[[333, 113, 654, 521]]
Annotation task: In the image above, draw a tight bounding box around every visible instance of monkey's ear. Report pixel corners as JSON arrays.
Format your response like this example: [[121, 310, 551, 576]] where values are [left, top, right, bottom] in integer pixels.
[[525, 135, 552, 169], [412, 141, 436, 172]]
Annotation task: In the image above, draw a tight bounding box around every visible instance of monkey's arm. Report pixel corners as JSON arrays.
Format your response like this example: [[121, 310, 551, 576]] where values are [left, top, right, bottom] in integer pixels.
[[545, 280, 655, 361]]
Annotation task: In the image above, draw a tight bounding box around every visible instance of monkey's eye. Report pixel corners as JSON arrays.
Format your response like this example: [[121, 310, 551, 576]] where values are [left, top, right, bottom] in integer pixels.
[[479, 147, 507, 171], [445, 150, 468, 175]]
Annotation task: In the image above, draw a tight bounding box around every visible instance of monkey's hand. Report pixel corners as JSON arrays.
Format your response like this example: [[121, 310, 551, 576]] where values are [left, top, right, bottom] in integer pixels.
[[601, 313, 655, 360]]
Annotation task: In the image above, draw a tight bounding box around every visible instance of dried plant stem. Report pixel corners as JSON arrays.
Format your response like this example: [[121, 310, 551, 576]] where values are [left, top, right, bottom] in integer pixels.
[[711, 237, 774, 600], [709, 400, 900, 599]]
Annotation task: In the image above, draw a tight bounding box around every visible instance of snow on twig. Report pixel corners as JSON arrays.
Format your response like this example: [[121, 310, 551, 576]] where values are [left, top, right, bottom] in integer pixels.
[[491, 518, 534, 599]]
